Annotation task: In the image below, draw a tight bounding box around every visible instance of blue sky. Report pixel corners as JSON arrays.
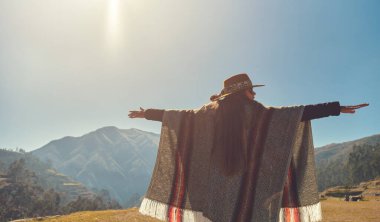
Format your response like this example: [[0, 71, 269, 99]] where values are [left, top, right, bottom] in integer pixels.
[[0, 0, 379, 151]]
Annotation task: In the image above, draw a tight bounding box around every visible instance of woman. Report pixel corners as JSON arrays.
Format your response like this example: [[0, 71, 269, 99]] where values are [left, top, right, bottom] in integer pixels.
[[130, 74, 367, 176], [129, 73, 368, 222]]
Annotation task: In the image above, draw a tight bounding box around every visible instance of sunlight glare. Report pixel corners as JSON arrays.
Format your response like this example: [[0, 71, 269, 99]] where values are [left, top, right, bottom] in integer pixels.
[[106, 0, 121, 50]]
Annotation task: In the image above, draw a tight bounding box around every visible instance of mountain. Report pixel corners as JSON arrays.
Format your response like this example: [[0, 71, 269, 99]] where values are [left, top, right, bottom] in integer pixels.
[[315, 134, 380, 164], [31, 126, 160, 207], [315, 134, 380, 191]]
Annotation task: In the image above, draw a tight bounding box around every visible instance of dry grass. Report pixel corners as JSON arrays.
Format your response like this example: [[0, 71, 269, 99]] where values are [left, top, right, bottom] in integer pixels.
[[321, 198, 380, 222], [14, 198, 380, 222], [19, 208, 161, 222]]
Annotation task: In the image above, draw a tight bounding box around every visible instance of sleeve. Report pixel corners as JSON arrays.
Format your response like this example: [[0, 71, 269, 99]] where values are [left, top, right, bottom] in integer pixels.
[[301, 101, 340, 121], [145, 109, 165, 122]]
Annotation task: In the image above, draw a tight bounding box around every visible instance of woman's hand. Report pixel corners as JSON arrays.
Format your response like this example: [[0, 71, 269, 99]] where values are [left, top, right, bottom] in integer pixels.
[[340, 103, 369, 114], [128, 107, 145, 118]]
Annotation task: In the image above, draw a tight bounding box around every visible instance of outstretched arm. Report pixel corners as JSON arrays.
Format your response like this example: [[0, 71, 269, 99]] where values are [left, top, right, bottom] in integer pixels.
[[129, 103, 369, 122], [301, 102, 369, 121], [301, 102, 340, 121]]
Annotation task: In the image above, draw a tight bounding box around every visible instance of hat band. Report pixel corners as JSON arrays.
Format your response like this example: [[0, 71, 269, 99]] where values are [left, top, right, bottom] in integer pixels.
[[221, 80, 252, 95]]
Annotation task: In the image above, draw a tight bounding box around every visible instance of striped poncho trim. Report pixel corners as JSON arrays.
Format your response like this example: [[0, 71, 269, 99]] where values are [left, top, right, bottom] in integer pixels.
[[140, 198, 322, 222]]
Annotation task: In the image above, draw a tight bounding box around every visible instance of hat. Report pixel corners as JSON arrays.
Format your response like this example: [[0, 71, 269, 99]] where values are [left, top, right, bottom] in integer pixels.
[[210, 73, 264, 101]]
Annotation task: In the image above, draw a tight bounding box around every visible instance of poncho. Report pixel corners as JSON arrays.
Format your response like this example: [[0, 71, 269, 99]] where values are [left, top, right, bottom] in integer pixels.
[[139, 100, 322, 222]]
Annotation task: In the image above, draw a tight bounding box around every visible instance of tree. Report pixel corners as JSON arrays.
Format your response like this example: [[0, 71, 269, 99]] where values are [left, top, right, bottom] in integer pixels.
[[348, 144, 380, 184], [0, 159, 62, 221]]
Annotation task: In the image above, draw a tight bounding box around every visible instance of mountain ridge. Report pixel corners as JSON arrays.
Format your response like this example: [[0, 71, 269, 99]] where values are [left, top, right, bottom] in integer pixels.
[[30, 126, 380, 205], [31, 126, 160, 207], [315, 133, 380, 164]]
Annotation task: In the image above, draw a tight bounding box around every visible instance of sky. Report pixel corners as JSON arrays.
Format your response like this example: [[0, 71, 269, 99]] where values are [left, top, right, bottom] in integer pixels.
[[0, 0, 379, 151]]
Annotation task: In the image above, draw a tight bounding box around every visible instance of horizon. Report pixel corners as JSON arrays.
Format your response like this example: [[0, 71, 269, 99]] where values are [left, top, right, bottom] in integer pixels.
[[1, 0, 379, 151]]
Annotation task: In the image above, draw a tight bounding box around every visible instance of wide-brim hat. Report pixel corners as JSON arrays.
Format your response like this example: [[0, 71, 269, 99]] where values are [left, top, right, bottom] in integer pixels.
[[210, 73, 264, 101]]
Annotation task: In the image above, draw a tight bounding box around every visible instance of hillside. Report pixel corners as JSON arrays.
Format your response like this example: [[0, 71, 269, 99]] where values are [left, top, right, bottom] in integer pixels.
[[31, 126, 160, 207], [0, 156, 121, 222], [315, 133, 380, 163], [315, 134, 380, 191], [0, 149, 94, 204]]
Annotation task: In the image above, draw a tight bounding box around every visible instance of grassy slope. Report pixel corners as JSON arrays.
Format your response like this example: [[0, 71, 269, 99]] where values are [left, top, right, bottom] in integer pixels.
[[20, 208, 161, 222], [16, 198, 380, 222]]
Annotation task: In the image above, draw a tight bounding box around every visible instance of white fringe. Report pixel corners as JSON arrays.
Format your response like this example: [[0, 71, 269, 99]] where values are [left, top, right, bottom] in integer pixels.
[[140, 198, 322, 222], [278, 202, 322, 222], [139, 198, 212, 222]]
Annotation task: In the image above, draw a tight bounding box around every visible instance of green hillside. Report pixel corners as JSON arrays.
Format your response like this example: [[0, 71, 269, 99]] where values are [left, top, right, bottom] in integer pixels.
[[0, 149, 96, 204], [0, 149, 121, 222], [315, 134, 380, 191]]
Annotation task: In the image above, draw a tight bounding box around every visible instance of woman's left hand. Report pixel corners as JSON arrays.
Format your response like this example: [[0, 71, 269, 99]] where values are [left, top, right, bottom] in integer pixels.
[[128, 107, 145, 118], [340, 103, 369, 114]]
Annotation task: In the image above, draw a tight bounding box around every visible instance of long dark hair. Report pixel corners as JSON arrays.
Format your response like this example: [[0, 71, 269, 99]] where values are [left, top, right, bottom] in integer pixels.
[[211, 90, 252, 176]]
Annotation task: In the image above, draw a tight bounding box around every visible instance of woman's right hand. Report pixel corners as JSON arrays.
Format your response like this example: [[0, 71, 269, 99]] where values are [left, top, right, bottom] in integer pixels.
[[128, 107, 145, 118], [340, 103, 369, 114]]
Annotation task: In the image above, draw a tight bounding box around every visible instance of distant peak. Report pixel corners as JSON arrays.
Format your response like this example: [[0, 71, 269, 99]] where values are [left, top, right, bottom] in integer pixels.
[[95, 126, 119, 132], [90, 126, 123, 139], [125, 128, 158, 134], [93, 127, 156, 136]]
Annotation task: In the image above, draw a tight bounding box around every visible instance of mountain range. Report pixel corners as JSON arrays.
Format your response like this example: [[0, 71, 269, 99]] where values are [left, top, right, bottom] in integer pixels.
[[29, 126, 380, 207], [31, 126, 159, 207]]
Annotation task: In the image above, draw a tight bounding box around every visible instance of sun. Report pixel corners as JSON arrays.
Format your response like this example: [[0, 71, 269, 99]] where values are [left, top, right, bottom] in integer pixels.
[[106, 0, 121, 50]]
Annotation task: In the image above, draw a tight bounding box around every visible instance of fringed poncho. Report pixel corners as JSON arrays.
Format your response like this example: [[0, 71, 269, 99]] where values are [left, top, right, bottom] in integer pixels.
[[139, 101, 322, 222]]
